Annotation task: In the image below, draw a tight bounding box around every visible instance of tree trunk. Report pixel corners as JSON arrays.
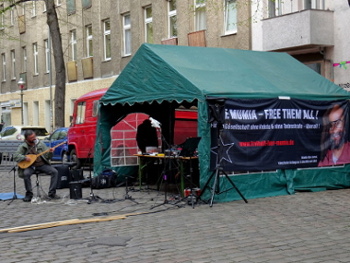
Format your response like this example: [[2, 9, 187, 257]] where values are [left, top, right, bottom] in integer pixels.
[[44, 0, 66, 129]]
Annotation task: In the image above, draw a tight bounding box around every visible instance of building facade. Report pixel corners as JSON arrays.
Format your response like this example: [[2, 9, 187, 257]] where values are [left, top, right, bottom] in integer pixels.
[[0, 0, 251, 131], [251, 0, 350, 88]]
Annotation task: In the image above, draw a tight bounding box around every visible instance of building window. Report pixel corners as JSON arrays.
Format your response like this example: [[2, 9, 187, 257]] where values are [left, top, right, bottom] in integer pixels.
[[0, 4, 4, 30], [31, 1, 36, 17], [10, 50, 15, 79], [144, 6, 153, 43], [268, 0, 325, 18], [268, 0, 283, 17], [86, 25, 93, 57], [82, 0, 92, 9], [56, 0, 62, 6], [224, 0, 237, 35], [20, 2, 25, 15], [195, 0, 206, 31], [70, 30, 77, 61], [44, 39, 50, 73], [306, 62, 321, 74], [67, 0, 76, 15], [168, 0, 177, 38], [304, 0, 325, 9], [22, 46, 27, 73], [33, 43, 38, 75], [123, 14, 131, 56], [10, 7, 14, 26], [1, 53, 6, 81], [103, 19, 111, 60]]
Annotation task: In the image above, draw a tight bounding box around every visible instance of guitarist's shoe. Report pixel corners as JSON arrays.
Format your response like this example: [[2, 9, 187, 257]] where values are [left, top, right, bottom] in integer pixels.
[[23, 192, 33, 202], [48, 194, 60, 200]]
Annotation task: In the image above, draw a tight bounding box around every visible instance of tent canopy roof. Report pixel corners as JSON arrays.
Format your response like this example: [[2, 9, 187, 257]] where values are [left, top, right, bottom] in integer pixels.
[[101, 44, 350, 106]]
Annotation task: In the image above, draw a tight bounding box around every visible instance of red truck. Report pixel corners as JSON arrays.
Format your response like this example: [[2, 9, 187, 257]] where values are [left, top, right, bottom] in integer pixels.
[[68, 88, 197, 168]]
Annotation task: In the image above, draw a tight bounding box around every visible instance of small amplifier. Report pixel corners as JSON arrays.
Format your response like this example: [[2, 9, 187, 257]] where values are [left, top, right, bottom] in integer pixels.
[[69, 181, 82, 199]]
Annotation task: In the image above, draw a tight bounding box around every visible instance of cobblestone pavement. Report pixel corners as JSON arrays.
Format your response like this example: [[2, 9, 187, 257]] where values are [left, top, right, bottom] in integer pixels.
[[1, 170, 350, 263]]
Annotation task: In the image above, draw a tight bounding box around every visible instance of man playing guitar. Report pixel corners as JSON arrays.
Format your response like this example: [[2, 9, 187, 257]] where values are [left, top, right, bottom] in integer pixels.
[[14, 130, 59, 202]]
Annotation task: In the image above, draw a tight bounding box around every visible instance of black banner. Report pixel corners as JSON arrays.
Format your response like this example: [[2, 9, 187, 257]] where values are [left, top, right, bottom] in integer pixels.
[[209, 98, 350, 171]]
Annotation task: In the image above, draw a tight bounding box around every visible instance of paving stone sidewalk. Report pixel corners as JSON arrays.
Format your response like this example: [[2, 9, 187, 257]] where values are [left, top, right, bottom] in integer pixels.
[[1, 170, 350, 263]]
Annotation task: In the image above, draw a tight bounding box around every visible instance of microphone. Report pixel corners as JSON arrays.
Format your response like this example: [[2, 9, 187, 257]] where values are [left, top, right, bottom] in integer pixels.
[[33, 139, 39, 145]]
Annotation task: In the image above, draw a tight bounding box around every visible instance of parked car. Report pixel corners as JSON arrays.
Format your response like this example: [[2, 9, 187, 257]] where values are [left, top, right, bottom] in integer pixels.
[[43, 127, 69, 163], [0, 126, 49, 141]]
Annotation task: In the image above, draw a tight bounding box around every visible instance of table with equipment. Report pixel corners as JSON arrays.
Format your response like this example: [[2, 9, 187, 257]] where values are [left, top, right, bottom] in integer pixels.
[[135, 154, 198, 196]]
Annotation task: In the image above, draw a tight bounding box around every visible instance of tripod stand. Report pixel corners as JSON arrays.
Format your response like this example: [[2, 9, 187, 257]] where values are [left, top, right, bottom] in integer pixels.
[[114, 175, 138, 204], [85, 150, 101, 204], [200, 116, 248, 207], [151, 155, 182, 209], [8, 164, 18, 205]]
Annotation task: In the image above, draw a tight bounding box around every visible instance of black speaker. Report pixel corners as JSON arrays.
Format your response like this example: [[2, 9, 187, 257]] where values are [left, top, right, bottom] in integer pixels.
[[53, 164, 70, 189], [69, 181, 82, 199]]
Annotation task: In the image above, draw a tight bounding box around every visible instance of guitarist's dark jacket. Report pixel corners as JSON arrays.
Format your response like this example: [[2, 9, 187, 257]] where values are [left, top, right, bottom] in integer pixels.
[[13, 140, 53, 178]]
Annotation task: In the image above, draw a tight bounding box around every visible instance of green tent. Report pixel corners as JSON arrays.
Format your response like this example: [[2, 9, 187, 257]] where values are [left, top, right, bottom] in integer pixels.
[[95, 43, 350, 202]]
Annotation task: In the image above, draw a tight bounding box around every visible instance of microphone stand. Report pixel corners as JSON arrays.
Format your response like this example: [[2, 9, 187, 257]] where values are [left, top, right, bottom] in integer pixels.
[[150, 134, 182, 209], [8, 160, 18, 205], [86, 149, 100, 204]]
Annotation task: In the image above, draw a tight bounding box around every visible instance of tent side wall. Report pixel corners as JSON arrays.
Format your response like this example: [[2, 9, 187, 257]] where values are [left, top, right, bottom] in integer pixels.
[[201, 166, 350, 202], [94, 104, 139, 179]]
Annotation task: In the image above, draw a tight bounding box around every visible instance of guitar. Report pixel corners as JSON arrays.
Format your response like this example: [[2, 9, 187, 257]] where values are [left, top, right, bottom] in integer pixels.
[[18, 141, 67, 169]]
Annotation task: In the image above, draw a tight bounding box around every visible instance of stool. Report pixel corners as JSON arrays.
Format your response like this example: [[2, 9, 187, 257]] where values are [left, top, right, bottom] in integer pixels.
[[32, 170, 46, 198]]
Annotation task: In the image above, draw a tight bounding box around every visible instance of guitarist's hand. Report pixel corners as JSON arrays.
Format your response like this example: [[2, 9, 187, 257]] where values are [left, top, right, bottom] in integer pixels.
[[49, 148, 54, 153], [25, 156, 31, 162]]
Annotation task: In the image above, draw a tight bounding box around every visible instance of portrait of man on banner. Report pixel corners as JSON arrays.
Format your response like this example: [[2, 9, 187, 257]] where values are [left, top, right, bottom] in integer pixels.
[[318, 103, 350, 167]]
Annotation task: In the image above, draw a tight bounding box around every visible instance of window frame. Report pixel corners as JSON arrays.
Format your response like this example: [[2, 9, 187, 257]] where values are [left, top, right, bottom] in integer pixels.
[[224, 0, 238, 35], [44, 39, 50, 73], [22, 46, 27, 73], [33, 43, 39, 75], [70, 29, 77, 61], [2, 53, 6, 82], [103, 19, 111, 61], [10, 50, 15, 80], [144, 6, 153, 43], [122, 13, 131, 56], [10, 7, 14, 26], [20, 2, 25, 15], [66, 0, 76, 15], [304, 0, 325, 10], [0, 5, 4, 30], [194, 0, 206, 31], [168, 0, 177, 38], [31, 1, 37, 17], [82, 0, 92, 9], [86, 24, 93, 57]]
